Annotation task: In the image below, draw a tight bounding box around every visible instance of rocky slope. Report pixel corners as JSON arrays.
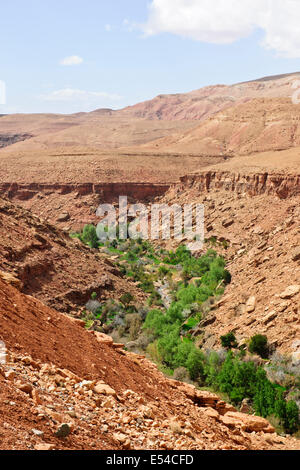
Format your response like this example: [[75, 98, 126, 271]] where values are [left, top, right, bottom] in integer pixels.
[[141, 98, 300, 156], [1, 72, 299, 156], [160, 158, 300, 356], [120, 72, 300, 121], [0, 133, 33, 149], [0, 197, 145, 313], [1, 276, 299, 450]]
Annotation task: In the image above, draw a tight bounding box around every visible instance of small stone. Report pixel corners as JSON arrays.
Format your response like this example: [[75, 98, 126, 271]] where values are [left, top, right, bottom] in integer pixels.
[[263, 310, 277, 325], [18, 383, 33, 396], [291, 247, 300, 262], [246, 296, 256, 313], [21, 356, 33, 365], [5, 370, 16, 381], [56, 213, 70, 223], [55, 423, 71, 438], [113, 432, 127, 444], [32, 389, 42, 405], [32, 429, 44, 437], [34, 443, 55, 451], [222, 218, 234, 228]]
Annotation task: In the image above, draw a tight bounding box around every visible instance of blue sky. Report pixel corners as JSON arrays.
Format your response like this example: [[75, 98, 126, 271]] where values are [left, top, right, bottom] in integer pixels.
[[1, 0, 300, 114]]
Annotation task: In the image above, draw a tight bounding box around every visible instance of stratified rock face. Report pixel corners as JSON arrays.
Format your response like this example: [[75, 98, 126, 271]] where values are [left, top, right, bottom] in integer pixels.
[[179, 171, 300, 199], [0, 182, 170, 202]]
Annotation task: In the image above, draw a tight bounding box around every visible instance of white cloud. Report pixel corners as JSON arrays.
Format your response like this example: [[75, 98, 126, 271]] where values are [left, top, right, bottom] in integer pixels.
[[60, 55, 83, 66], [40, 88, 121, 102], [105, 24, 112, 32], [142, 0, 300, 58]]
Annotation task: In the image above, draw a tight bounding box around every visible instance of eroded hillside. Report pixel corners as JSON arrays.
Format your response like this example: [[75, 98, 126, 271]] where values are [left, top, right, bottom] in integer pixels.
[[0, 275, 299, 450], [0, 197, 145, 313], [161, 154, 300, 356]]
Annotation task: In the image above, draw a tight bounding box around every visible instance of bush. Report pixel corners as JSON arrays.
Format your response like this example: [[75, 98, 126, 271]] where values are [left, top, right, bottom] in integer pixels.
[[120, 292, 134, 307], [220, 332, 238, 349], [275, 394, 300, 434], [173, 367, 191, 383], [253, 368, 277, 417], [81, 224, 98, 248], [249, 334, 269, 359], [216, 353, 257, 405], [85, 299, 101, 314], [125, 314, 142, 341], [186, 348, 205, 381], [285, 401, 300, 434]]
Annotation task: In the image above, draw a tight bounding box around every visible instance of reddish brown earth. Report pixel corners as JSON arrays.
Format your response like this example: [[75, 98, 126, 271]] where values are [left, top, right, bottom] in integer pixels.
[[1, 276, 299, 450], [0, 197, 145, 313]]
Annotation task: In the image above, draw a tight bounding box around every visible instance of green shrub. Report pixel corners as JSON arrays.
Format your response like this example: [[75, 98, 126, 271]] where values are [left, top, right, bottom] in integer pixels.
[[253, 368, 277, 417], [284, 401, 300, 434], [220, 332, 238, 349], [120, 292, 134, 307], [186, 348, 205, 381], [81, 224, 98, 248], [249, 334, 269, 359]]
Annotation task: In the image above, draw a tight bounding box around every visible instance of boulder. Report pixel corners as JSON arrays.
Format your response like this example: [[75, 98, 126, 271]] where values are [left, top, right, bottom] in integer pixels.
[[34, 443, 55, 451], [280, 285, 300, 299], [94, 332, 114, 346], [94, 382, 116, 397], [246, 296, 256, 313], [291, 247, 300, 262], [222, 411, 275, 433], [55, 423, 71, 438], [263, 310, 277, 324], [56, 213, 70, 223], [202, 407, 220, 420]]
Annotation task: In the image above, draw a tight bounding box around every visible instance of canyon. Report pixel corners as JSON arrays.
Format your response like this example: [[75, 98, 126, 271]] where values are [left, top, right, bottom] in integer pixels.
[[0, 72, 299, 450]]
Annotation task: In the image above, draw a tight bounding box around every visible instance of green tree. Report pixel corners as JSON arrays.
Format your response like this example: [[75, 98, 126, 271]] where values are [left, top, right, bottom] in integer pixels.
[[186, 348, 205, 381], [285, 401, 299, 434], [82, 224, 98, 248], [253, 368, 276, 417]]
